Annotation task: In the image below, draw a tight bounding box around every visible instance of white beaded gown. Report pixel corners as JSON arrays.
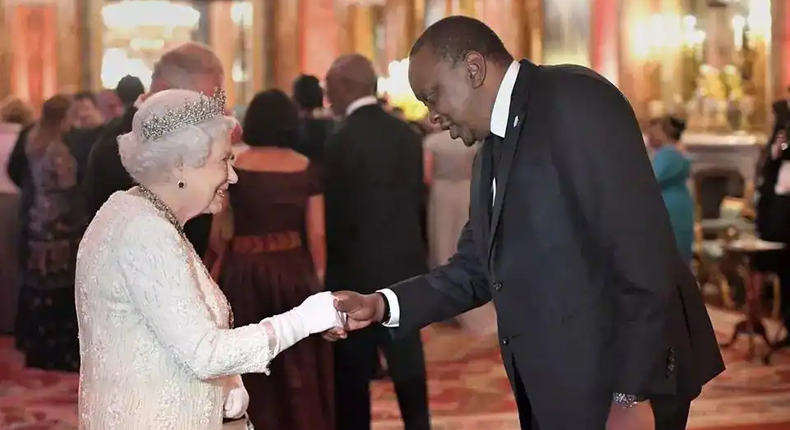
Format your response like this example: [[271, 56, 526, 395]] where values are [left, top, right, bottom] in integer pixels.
[[75, 191, 277, 430]]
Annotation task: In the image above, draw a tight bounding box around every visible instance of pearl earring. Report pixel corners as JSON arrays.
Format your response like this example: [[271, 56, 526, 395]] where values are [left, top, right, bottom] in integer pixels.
[[177, 180, 186, 189]]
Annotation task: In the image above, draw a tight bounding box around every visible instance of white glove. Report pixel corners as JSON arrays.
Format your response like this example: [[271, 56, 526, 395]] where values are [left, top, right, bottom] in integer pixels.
[[224, 385, 249, 419], [293, 291, 345, 334], [266, 291, 345, 356]]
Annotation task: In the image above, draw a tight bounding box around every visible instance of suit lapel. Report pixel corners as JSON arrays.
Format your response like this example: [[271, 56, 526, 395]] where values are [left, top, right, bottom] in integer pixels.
[[487, 60, 537, 263]]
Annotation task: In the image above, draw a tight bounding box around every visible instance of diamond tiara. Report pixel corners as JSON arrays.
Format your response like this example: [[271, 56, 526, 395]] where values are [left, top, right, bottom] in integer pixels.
[[140, 88, 227, 142]]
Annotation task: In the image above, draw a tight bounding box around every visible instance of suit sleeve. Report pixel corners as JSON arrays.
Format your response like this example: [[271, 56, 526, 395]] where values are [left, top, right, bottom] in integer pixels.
[[323, 130, 349, 266], [389, 217, 491, 334], [7, 125, 31, 187], [552, 72, 676, 396], [82, 129, 134, 222]]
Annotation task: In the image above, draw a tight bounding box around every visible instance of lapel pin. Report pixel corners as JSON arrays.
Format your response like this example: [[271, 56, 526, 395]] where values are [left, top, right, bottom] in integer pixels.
[[513, 116, 519, 127]]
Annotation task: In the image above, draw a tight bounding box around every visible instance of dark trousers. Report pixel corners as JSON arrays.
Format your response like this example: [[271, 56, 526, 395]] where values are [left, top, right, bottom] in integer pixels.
[[651, 395, 691, 430], [334, 330, 430, 430], [510, 356, 690, 430], [778, 268, 790, 336]]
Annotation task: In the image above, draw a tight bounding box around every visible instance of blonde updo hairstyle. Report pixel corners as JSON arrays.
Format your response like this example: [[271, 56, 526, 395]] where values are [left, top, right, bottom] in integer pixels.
[[118, 89, 236, 186], [0, 96, 34, 126]]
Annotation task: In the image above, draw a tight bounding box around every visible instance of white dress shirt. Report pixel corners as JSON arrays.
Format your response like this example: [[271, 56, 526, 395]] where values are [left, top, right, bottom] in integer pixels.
[[380, 61, 521, 327], [346, 95, 379, 117]]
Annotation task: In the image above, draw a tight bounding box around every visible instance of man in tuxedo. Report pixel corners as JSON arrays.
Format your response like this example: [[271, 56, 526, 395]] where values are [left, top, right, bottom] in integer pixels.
[[82, 42, 221, 256], [323, 54, 431, 430], [327, 17, 724, 430]]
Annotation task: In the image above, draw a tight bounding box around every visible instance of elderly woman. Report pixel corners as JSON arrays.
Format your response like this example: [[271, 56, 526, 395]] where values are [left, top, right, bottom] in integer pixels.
[[75, 89, 344, 429]]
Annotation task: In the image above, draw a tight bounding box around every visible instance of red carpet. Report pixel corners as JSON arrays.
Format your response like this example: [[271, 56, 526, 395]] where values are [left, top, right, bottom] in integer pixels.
[[1, 307, 790, 429]]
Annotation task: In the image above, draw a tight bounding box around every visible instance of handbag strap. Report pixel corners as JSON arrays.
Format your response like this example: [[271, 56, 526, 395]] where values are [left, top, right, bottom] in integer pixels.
[[244, 412, 255, 429]]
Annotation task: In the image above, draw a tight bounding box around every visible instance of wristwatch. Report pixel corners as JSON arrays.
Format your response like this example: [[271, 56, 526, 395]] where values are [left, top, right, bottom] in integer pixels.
[[375, 291, 391, 323], [612, 393, 644, 409]]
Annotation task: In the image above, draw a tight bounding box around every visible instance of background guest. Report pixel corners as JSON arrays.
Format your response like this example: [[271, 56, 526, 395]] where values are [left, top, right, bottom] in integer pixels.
[[646, 116, 694, 263], [292, 74, 334, 164], [15, 95, 82, 371], [66, 92, 105, 183], [0, 96, 34, 335], [423, 131, 495, 335], [212, 88, 332, 429]]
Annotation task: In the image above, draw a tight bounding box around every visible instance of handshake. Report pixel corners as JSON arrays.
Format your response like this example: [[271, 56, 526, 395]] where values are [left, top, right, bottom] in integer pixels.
[[296, 291, 387, 341]]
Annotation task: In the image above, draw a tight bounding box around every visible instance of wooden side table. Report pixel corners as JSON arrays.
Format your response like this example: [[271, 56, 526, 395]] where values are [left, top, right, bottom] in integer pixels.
[[718, 239, 786, 364]]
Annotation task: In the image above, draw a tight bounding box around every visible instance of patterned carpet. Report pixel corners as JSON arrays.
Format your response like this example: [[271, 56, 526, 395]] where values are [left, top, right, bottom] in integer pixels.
[[1, 307, 790, 429]]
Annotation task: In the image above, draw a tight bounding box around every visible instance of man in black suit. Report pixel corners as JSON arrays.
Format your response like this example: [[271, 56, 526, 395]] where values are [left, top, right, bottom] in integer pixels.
[[323, 54, 431, 430], [82, 42, 222, 256], [328, 17, 724, 430]]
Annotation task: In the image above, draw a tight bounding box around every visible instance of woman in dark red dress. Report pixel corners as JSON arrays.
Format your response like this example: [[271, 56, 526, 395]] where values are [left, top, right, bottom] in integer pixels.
[[211, 89, 332, 430]]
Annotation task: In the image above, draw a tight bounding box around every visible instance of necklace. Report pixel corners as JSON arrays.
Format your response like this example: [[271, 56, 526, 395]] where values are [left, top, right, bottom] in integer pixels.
[[137, 184, 186, 240], [136, 184, 235, 328]]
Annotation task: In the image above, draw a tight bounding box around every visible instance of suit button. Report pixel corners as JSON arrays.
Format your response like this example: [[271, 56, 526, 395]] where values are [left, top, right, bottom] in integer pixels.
[[493, 281, 503, 291], [502, 337, 510, 345]]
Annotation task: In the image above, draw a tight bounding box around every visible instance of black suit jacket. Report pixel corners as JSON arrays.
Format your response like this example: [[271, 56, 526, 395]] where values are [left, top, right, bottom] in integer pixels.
[[324, 103, 428, 292], [7, 125, 33, 263], [81, 107, 212, 257], [389, 61, 724, 427], [295, 116, 334, 164]]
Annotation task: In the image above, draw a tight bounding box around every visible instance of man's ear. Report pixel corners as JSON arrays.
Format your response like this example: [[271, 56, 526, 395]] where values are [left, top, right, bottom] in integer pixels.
[[465, 52, 486, 89]]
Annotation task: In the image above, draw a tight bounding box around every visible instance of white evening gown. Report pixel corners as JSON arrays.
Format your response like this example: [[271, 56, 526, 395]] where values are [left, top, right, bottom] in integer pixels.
[[75, 191, 276, 430], [425, 132, 497, 336]]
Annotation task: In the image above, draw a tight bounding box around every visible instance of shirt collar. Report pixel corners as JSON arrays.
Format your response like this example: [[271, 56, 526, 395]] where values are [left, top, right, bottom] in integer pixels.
[[346, 95, 379, 117], [489, 61, 521, 138]]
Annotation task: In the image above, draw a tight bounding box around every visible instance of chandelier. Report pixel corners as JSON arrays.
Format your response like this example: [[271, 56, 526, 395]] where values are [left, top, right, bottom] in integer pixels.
[[102, 0, 200, 29]]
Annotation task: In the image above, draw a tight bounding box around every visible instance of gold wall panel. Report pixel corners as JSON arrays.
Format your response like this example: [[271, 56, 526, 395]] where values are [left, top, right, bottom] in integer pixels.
[[617, 0, 661, 123], [271, 0, 301, 91], [771, 0, 789, 101], [301, 0, 340, 79], [0, 0, 9, 99], [252, 0, 266, 93], [384, 0, 418, 63], [2, 0, 81, 106], [209, 2, 237, 105]]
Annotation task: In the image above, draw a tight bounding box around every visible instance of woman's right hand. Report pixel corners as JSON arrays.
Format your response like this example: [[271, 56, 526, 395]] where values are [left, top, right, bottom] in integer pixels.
[[293, 291, 345, 334]]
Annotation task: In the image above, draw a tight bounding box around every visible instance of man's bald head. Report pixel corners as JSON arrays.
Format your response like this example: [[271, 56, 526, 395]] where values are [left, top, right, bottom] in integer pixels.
[[150, 42, 225, 95], [325, 54, 378, 116]]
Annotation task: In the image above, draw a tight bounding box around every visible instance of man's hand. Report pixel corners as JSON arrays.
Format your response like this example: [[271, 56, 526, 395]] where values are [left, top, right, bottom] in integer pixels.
[[322, 291, 385, 342], [606, 401, 654, 430]]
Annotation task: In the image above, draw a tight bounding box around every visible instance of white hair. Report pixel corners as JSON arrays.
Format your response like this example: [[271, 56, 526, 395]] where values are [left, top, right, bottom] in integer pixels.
[[118, 89, 237, 185]]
